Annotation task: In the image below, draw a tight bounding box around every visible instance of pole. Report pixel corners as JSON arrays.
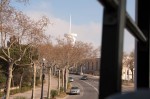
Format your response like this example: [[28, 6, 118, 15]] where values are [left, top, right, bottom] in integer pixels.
[[80, 66, 83, 75]]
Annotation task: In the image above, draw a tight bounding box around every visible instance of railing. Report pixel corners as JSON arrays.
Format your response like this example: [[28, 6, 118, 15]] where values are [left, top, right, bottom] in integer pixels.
[[98, 0, 149, 99]]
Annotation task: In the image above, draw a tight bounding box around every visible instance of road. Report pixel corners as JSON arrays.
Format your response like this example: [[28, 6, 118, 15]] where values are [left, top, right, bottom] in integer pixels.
[[66, 74, 99, 99]]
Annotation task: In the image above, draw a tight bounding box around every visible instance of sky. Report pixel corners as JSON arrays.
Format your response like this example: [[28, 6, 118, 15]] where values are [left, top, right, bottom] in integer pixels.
[[11, 0, 135, 53]]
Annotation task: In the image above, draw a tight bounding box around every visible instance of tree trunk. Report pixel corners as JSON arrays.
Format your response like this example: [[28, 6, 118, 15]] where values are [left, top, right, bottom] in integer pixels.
[[51, 66, 53, 75], [19, 68, 24, 90], [31, 63, 36, 99], [64, 69, 66, 92], [19, 73, 23, 89], [52, 66, 55, 76], [1, 32, 5, 47], [62, 68, 65, 91], [5, 63, 13, 99], [131, 69, 134, 82], [39, 66, 42, 82], [11, 77, 14, 87], [58, 69, 60, 93], [53, 66, 56, 76], [64, 68, 68, 92], [47, 67, 51, 99]]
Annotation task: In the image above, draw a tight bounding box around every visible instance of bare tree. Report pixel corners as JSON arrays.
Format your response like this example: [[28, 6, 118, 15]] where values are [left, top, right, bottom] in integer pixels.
[[123, 51, 134, 82], [128, 52, 134, 81], [0, 4, 49, 98], [54, 38, 99, 92]]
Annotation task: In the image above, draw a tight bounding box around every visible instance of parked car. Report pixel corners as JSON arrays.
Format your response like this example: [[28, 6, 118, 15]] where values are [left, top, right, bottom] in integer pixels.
[[80, 75, 88, 80], [70, 86, 80, 95], [69, 77, 74, 82]]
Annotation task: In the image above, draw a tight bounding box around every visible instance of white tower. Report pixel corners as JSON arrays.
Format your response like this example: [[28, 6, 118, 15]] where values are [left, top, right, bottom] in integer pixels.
[[64, 15, 77, 46]]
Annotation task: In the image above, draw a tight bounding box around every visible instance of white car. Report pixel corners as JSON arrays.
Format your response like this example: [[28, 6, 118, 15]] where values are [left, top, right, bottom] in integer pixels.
[[70, 86, 80, 95]]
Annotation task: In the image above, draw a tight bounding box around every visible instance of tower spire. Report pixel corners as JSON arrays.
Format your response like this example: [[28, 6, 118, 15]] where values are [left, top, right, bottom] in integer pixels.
[[69, 14, 71, 34]]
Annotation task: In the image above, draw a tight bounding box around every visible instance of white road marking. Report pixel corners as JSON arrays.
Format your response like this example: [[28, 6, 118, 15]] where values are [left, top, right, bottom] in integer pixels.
[[81, 80, 99, 94]]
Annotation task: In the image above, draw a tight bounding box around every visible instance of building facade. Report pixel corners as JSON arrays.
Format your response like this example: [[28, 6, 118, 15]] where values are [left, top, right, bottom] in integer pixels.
[[76, 58, 100, 76]]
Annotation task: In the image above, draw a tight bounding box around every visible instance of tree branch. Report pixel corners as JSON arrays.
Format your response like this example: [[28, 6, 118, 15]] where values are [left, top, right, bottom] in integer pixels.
[[15, 63, 32, 67], [0, 56, 7, 61]]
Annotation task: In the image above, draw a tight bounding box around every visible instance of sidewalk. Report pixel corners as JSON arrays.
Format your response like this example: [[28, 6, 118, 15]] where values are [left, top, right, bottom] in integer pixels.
[[9, 76, 59, 99]]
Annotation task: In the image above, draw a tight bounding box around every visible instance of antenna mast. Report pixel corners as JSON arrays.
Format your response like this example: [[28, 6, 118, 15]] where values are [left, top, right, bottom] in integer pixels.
[[69, 15, 71, 33]]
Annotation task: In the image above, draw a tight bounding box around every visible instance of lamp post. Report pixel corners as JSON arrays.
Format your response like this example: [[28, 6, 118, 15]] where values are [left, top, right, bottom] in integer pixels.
[[83, 64, 86, 74], [40, 58, 45, 99], [80, 66, 83, 75]]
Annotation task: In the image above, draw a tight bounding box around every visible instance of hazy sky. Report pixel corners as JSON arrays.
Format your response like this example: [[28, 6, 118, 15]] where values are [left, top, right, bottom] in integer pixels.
[[11, 0, 135, 53]]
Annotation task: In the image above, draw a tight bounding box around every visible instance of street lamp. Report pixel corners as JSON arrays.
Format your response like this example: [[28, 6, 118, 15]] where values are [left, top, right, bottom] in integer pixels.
[[83, 64, 86, 74], [41, 58, 45, 99], [80, 65, 83, 75]]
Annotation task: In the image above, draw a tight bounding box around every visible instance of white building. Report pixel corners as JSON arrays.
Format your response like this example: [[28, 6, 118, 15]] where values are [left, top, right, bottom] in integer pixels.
[[122, 66, 133, 81]]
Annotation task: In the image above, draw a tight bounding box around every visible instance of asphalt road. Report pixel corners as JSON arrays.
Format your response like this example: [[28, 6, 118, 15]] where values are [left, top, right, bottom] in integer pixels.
[[66, 74, 99, 99]]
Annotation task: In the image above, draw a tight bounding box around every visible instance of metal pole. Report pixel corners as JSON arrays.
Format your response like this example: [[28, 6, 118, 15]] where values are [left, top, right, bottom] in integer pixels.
[[40, 63, 44, 99]]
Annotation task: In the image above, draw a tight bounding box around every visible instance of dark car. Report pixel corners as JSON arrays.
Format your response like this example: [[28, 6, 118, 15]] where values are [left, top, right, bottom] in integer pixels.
[[80, 75, 88, 80]]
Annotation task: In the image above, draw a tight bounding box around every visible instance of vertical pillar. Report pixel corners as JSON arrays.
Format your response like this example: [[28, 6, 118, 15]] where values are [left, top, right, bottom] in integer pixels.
[[136, 0, 150, 88], [99, 0, 126, 98]]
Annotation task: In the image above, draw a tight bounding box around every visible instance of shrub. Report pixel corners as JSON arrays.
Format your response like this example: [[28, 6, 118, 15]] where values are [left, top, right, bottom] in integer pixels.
[[60, 86, 64, 93], [20, 86, 31, 92], [10, 89, 20, 95], [67, 82, 71, 89], [0, 91, 4, 97], [51, 90, 58, 98]]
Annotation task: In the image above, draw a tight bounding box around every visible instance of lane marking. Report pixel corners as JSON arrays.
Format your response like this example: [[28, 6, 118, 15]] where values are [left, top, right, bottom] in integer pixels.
[[81, 80, 99, 94]]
